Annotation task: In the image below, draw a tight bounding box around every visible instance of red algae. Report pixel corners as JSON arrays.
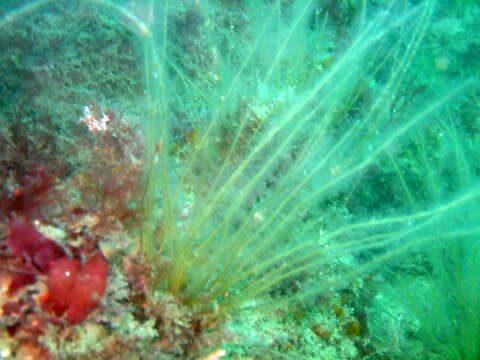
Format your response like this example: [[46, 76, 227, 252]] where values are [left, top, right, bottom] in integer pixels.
[[66, 253, 109, 325], [7, 217, 66, 274]]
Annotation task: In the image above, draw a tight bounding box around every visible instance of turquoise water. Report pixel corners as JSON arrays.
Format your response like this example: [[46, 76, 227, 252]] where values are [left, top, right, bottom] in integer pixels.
[[0, 1, 479, 359]]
